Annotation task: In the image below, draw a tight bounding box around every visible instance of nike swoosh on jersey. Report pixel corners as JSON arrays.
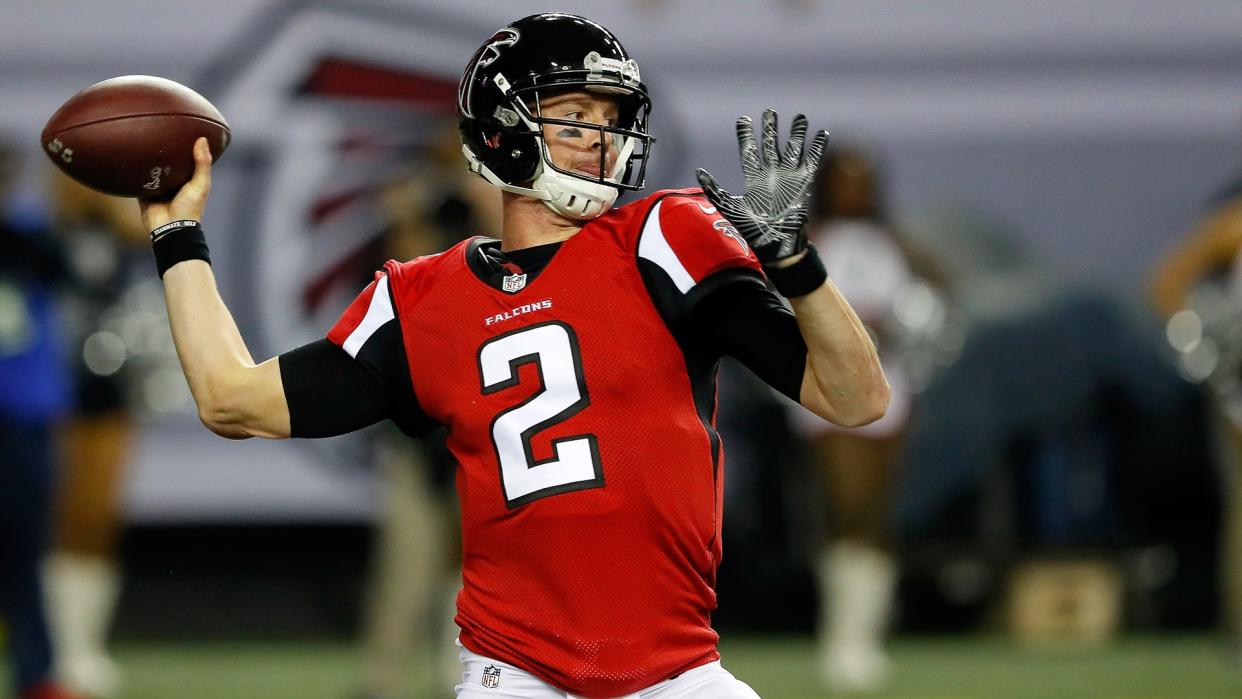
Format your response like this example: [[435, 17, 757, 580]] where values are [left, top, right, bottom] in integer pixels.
[[697, 203, 717, 214]]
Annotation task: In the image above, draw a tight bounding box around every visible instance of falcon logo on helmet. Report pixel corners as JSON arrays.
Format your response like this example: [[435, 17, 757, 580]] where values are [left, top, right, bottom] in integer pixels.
[[457, 13, 656, 220], [458, 27, 520, 120]]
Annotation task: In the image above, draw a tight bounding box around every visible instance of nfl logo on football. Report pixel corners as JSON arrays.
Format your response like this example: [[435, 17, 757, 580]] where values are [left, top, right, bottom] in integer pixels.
[[481, 664, 502, 689], [502, 273, 527, 293]]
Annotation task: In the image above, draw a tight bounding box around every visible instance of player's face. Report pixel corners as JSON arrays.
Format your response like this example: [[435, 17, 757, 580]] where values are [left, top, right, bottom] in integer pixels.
[[537, 91, 621, 180]]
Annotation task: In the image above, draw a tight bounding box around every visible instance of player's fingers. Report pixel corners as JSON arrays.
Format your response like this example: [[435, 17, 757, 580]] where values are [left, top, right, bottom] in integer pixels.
[[735, 116, 761, 175], [760, 109, 779, 168], [805, 129, 830, 172], [783, 114, 808, 166], [188, 137, 212, 195], [192, 137, 213, 167]]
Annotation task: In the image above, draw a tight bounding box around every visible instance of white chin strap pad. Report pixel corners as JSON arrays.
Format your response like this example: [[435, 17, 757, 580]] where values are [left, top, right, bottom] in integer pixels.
[[536, 169, 619, 220]]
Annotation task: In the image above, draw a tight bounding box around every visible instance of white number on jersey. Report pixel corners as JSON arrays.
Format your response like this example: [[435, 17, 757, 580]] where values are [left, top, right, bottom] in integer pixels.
[[477, 321, 603, 507]]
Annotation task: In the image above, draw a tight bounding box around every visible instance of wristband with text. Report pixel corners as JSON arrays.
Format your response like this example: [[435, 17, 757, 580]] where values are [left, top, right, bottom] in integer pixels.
[[764, 243, 828, 298], [150, 220, 211, 278]]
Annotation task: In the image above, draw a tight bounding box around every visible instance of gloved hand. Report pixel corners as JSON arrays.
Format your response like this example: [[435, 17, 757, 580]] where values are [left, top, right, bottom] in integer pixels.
[[696, 109, 828, 267]]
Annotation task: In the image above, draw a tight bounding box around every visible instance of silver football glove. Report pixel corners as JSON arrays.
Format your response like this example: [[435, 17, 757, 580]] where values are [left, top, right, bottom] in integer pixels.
[[696, 109, 829, 266]]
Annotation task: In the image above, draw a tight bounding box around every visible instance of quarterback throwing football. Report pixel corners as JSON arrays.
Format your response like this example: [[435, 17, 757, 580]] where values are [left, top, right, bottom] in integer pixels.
[[140, 13, 888, 699]]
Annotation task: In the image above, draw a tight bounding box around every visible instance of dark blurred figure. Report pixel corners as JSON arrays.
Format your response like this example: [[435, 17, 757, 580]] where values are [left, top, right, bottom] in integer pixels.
[[0, 142, 78, 699], [1151, 179, 1242, 658], [789, 143, 947, 692], [43, 173, 149, 699]]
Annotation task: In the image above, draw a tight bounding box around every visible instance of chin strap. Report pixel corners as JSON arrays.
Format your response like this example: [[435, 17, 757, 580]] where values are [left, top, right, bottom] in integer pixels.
[[463, 144, 619, 221], [535, 170, 618, 220], [462, 144, 551, 201]]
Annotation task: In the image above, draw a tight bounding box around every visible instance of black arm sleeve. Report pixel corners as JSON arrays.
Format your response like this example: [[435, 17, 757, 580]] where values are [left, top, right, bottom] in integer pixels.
[[688, 270, 808, 402], [278, 321, 439, 439]]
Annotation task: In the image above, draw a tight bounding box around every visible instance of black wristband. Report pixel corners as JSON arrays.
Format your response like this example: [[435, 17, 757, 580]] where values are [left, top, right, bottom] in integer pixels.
[[151, 220, 210, 278], [764, 243, 828, 298]]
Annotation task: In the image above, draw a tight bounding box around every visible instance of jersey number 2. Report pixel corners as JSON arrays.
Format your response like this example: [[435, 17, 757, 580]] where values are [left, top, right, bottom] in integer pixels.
[[477, 321, 603, 508]]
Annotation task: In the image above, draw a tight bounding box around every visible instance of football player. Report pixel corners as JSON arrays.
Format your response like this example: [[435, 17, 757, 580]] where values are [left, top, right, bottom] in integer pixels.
[[138, 12, 888, 699]]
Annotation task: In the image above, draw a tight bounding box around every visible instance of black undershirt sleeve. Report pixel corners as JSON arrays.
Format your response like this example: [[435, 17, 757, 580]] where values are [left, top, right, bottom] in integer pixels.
[[278, 321, 438, 439], [688, 270, 808, 402]]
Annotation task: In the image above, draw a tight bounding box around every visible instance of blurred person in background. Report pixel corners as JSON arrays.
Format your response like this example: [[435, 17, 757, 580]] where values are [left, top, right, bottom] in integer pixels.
[[42, 174, 149, 699], [789, 143, 947, 692], [0, 141, 77, 699], [1151, 176, 1242, 660], [354, 127, 499, 699]]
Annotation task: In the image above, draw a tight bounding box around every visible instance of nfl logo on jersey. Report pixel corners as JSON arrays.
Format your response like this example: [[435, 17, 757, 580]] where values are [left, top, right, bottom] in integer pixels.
[[482, 664, 502, 689], [502, 273, 527, 293]]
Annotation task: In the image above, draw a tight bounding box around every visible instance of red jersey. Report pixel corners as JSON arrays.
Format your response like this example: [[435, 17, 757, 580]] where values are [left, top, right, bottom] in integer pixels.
[[328, 189, 761, 697]]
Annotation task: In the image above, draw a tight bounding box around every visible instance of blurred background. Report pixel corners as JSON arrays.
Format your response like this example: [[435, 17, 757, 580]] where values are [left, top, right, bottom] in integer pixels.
[[2, 1, 1242, 697]]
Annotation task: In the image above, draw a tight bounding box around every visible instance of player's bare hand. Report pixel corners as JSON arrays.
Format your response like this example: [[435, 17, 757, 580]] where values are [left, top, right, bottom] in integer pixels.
[[138, 137, 213, 232]]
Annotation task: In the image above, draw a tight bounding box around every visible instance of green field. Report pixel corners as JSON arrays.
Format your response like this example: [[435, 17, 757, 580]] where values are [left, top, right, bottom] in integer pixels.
[[7, 635, 1242, 698]]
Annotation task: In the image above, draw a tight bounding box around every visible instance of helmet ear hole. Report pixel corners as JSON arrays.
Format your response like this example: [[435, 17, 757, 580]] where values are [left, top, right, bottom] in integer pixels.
[[487, 130, 541, 184], [461, 118, 540, 183]]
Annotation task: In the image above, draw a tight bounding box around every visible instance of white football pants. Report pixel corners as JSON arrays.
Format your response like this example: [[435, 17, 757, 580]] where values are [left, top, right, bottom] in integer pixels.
[[455, 642, 761, 699]]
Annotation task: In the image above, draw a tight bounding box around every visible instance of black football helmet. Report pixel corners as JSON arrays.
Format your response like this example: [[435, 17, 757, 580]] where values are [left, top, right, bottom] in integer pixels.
[[457, 13, 654, 219]]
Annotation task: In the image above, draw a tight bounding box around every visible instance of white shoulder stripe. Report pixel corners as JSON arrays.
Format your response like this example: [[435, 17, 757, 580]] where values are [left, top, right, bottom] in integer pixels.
[[637, 200, 695, 293], [342, 276, 394, 358]]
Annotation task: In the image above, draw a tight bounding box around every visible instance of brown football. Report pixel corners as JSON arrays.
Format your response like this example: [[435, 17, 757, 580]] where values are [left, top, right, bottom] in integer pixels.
[[41, 75, 230, 198]]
